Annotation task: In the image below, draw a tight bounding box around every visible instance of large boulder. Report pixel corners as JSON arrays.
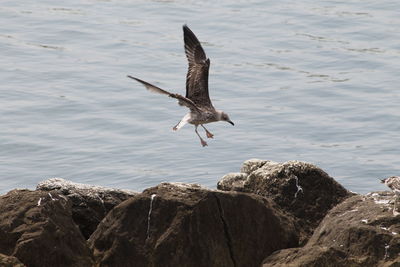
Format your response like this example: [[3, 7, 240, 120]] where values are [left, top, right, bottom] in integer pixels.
[[0, 189, 93, 267], [37, 178, 137, 239], [262, 192, 400, 266], [89, 183, 299, 267], [218, 159, 351, 243]]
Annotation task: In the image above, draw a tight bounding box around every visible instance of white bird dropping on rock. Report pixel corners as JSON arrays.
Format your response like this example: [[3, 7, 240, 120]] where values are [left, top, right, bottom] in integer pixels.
[[384, 244, 390, 259], [294, 176, 303, 198], [48, 193, 57, 201], [147, 194, 157, 239]]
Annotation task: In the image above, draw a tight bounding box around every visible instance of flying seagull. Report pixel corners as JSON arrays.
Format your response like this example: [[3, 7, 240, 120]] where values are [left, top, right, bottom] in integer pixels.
[[127, 25, 234, 147]]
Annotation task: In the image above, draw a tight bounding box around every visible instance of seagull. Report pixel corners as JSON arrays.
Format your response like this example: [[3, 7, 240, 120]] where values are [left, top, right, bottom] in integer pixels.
[[381, 176, 400, 216], [127, 25, 234, 147], [381, 176, 400, 195]]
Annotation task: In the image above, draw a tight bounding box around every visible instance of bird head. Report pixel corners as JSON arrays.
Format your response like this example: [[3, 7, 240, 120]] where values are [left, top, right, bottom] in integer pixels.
[[218, 111, 234, 126]]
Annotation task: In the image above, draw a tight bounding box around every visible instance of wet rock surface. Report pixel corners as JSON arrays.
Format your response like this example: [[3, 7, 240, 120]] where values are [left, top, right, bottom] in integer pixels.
[[36, 178, 137, 239], [0, 189, 93, 267], [218, 159, 351, 243], [262, 192, 400, 266], [88, 183, 299, 267]]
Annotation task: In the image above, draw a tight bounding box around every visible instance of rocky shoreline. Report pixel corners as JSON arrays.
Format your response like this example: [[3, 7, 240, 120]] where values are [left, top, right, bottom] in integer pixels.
[[0, 159, 399, 267]]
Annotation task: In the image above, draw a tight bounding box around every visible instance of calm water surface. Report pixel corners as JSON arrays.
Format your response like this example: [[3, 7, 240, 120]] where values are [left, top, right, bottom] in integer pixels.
[[1, 0, 399, 194]]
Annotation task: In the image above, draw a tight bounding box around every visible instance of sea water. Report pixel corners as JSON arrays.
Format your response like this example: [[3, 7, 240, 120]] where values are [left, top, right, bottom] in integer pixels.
[[1, 0, 399, 194]]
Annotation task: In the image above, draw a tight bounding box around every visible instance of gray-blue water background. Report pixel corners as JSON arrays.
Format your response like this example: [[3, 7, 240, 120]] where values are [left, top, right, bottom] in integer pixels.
[[1, 0, 399, 194]]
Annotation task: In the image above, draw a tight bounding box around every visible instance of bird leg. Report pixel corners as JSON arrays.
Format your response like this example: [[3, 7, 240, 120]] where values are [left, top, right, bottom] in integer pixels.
[[201, 125, 214, 139], [195, 125, 208, 147], [173, 113, 191, 131]]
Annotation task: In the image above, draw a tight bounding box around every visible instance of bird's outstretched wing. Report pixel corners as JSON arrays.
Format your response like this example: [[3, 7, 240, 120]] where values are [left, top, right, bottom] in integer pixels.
[[127, 75, 201, 113], [183, 25, 213, 108]]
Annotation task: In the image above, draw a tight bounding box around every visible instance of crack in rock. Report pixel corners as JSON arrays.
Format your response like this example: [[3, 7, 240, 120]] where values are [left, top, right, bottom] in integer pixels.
[[214, 194, 237, 267]]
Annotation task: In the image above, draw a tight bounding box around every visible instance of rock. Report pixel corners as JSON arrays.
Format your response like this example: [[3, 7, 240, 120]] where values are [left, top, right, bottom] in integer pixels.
[[217, 172, 247, 191], [0, 253, 25, 267], [218, 159, 351, 243], [262, 246, 355, 267], [37, 178, 137, 239], [89, 182, 298, 267], [262, 192, 400, 266], [240, 159, 270, 174], [0, 189, 93, 267]]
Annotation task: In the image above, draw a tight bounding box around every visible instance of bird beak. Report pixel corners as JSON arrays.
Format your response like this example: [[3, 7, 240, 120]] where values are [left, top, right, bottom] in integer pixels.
[[228, 120, 234, 126]]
